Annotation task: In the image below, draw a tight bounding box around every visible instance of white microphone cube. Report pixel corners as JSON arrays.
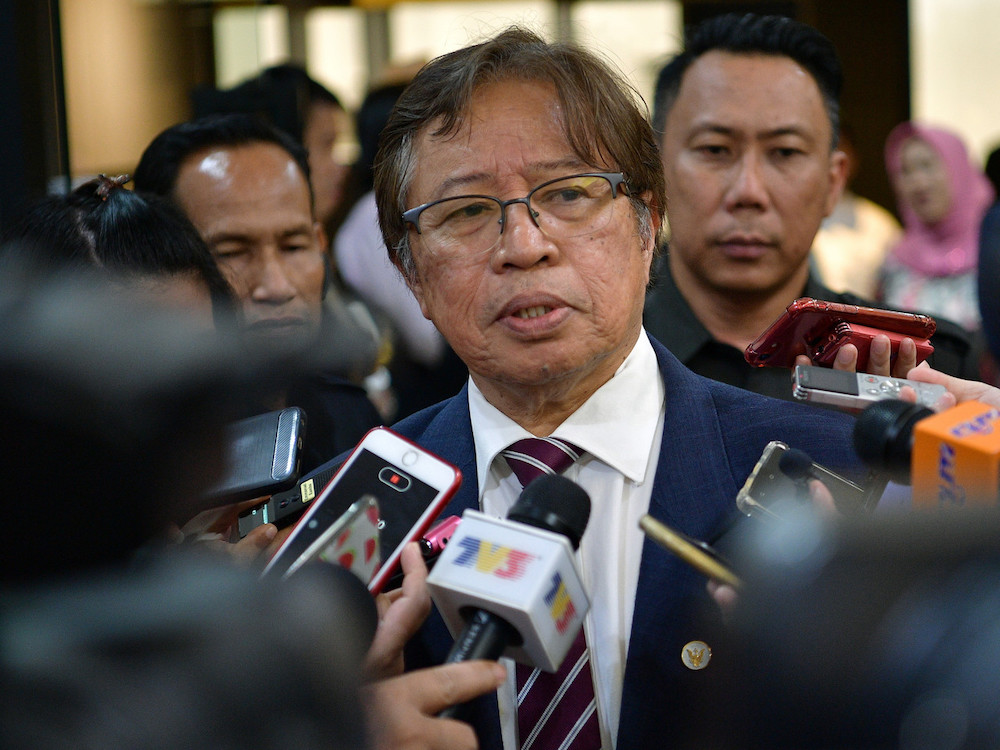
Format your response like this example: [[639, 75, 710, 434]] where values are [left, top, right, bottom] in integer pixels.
[[427, 510, 590, 672]]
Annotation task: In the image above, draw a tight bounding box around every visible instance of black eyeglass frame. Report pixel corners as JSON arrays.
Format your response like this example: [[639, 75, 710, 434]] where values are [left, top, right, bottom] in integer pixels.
[[401, 171, 630, 236]]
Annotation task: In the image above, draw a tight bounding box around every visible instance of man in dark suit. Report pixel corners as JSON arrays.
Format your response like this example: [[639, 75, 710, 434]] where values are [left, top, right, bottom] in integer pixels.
[[307, 24, 872, 750], [644, 13, 979, 401]]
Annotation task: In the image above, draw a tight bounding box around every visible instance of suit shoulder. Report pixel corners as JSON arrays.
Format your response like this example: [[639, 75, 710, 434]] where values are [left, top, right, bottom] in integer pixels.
[[390, 400, 452, 438]]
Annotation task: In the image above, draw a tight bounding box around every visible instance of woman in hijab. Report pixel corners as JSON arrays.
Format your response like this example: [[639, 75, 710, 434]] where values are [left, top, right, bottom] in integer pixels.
[[880, 122, 994, 331]]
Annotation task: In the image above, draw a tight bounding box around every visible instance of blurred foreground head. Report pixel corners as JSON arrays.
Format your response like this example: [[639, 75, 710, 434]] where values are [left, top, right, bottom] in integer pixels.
[[0, 269, 293, 585], [1, 537, 375, 750], [0, 175, 237, 331], [674, 505, 1000, 750]]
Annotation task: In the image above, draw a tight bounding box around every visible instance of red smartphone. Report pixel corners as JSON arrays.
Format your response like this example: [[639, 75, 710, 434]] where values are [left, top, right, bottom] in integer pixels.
[[261, 426, 462, 593], [744, 297, 936, 369]]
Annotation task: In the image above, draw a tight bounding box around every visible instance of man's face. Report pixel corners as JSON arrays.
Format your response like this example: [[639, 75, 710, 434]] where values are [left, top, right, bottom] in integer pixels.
[[303, 101, 351, 224], [403, 79, 656, 401], [172, 142, 325, 353], [660, 51, 847, 298]]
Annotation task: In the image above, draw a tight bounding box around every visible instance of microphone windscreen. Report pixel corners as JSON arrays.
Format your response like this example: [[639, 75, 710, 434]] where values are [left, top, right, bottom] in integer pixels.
[[507, 474, 591, 550], [853, 400, 934, 484], [778, 448, 815, 481]]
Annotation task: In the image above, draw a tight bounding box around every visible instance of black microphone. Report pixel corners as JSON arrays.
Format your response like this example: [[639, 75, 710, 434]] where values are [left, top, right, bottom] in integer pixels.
[[777, 447, 886, 514], [427, 474, 591, 718], [853, 398, 1000, 506], [779, 447, 822, 503], [853, 399, 933, 484]]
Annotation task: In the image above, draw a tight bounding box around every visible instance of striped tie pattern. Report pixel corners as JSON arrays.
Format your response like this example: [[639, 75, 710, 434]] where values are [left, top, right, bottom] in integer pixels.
[[502, 437, 583, 488], [502, 438, 602, 750]]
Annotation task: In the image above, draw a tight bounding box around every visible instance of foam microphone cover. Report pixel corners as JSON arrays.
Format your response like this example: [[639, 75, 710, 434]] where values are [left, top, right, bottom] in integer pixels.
[[853, 399, 934, 484], [507, 474, 591, 550], [778, 448, 816, 482]]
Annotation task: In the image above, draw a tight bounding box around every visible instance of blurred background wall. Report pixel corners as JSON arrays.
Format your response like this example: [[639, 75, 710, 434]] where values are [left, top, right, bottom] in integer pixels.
[[3, 0, 999, 229]]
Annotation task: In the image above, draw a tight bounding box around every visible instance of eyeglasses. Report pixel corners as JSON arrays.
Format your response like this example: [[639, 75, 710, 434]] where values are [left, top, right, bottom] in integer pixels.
[[402, 172, 630, 258]]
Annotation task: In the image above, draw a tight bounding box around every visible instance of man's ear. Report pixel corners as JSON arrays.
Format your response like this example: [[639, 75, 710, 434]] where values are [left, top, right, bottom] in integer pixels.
[[315, 222, 332, 296], [825, 149, 850, 217], [640, 190, 661, 263], [392, 257, 432, 320]]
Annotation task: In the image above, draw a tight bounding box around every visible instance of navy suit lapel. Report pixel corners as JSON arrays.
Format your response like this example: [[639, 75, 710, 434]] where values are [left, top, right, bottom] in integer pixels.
[[410, 385, 480, 516], [397, 387, 505, 750], [616, 336, 739, 750], [644, 336, 741, 537]]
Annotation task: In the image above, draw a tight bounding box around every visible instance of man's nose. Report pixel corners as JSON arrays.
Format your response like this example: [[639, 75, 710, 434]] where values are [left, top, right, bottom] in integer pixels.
[[726, 152, 770, 211], [250, 250, 297, 303], [491, 200, 555, 270]]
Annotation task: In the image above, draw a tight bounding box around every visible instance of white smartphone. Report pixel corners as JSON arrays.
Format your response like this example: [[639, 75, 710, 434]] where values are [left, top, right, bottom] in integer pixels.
[[792, 365, 947, 412], [261, 427, 462, 593]]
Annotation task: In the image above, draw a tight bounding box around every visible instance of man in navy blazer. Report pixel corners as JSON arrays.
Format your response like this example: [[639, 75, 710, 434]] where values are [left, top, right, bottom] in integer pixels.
[[308, 24, 870, 750], [389, 333, 863, 750]]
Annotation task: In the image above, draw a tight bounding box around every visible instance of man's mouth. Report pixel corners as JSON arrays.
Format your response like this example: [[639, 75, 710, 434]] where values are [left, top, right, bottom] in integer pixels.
[[514, 305, 553, 319], [248, 317, 306, 330]]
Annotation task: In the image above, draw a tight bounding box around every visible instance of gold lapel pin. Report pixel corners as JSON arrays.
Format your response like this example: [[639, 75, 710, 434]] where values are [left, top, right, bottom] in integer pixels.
[[681, 640, 712, 670]]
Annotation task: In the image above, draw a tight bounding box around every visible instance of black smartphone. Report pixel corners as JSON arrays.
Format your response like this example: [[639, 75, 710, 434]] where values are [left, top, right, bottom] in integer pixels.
[[237, 464, 339, 539], [205, 407, 305, 504]]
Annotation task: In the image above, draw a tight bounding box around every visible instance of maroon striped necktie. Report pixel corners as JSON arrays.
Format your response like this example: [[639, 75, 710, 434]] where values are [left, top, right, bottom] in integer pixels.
[[501, 438, 602, 750]]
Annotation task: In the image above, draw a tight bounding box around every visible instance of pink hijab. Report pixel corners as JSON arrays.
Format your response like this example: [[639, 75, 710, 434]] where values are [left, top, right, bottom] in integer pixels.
[[884, 122, 994, 276]]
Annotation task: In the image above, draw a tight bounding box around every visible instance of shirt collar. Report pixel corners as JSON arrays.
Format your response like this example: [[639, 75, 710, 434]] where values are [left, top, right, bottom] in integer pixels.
[[468, 331, 664, 493]]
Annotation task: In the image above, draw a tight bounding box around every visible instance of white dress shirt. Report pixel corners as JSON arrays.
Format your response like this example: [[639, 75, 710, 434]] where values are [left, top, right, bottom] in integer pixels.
[[467, 331, 666, 749]]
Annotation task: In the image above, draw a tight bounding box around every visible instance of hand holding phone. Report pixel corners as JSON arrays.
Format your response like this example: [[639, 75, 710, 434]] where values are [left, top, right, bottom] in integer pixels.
[[261, 427, 461, 593], [808, 322, 934, 372], [745, 297, 936, 370], [179, 407, 305, 536]]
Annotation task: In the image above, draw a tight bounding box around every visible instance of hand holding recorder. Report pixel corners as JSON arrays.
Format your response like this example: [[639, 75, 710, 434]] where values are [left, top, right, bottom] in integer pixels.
[[792, 364, 948, 413]]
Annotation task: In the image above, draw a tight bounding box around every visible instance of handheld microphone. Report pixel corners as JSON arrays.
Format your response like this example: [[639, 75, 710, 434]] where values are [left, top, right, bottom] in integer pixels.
[[426, 474, 591, 674], [779, 447, 821, 503], [853, 399, 1000, 506]]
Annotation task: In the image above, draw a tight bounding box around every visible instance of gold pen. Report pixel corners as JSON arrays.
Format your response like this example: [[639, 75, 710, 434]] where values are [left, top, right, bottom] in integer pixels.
[[639, 514, 743, 589]]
